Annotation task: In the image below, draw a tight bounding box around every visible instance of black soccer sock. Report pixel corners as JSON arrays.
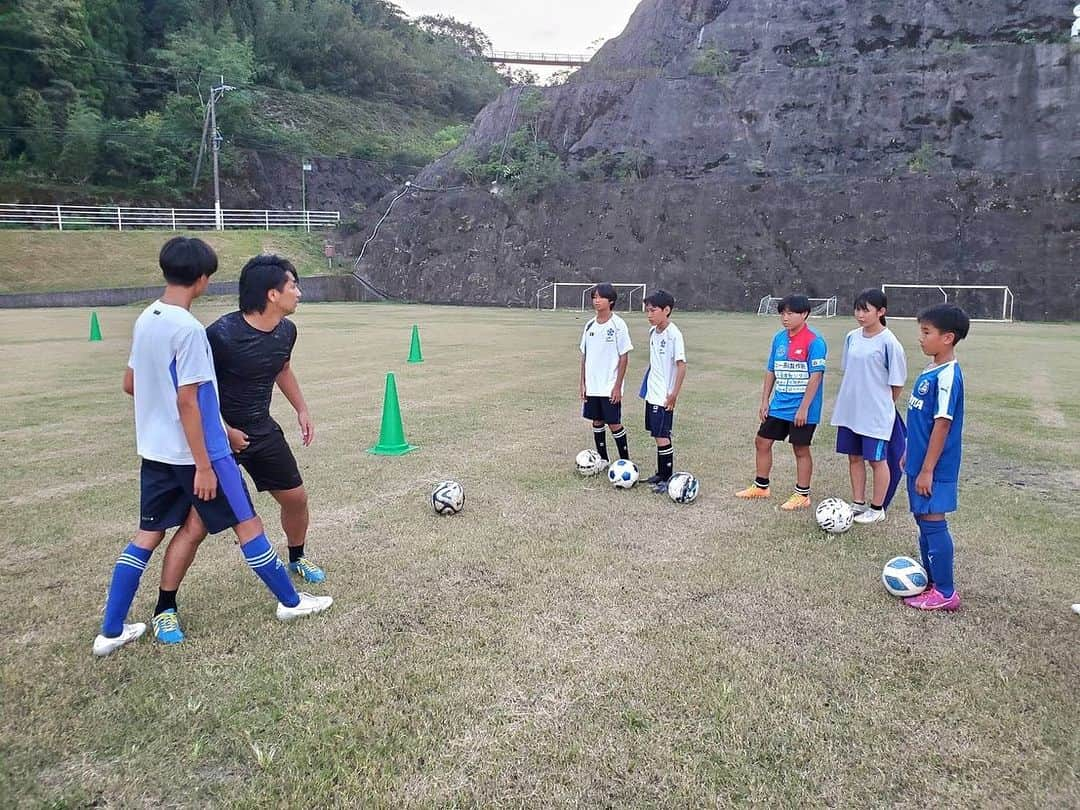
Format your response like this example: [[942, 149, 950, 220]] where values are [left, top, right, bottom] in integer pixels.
[[288, 544, 305, 564], [795, 483, 811, 496], [870, 502, 884, 511], [658, 444, 674, 480], [853, 500, 866, 507], [593, 425, 608, 460], [154, 588, 178, 616], [611, 427, 629, 460], [755, 476, 771, 489]]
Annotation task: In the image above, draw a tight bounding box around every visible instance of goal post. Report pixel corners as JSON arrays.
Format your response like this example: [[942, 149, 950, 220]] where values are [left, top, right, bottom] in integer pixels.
[[757, 295, 838, 318], [881, 284, 1014, 322], [534, 282, 648, 312]]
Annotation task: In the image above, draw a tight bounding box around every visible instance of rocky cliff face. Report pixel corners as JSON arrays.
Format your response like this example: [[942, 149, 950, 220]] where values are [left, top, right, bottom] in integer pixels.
[[352, 0, 1080, 319]]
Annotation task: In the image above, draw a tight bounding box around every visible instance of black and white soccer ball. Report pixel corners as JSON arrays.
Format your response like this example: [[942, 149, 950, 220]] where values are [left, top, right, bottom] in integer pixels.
[[608, 459, 639, 489], [575, 449, 606, 476], [815, 497, 854, 534], [431, 480, 465, 515], [666, 472, 699, 504]]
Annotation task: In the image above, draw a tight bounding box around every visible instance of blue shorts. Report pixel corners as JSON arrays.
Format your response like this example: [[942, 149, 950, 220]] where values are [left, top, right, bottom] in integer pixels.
[[645, 402, 674, 439], [906, 475, 958, 516], [836, 426, 888, 462], [139, 456, 255, 535], [583, 396, 622, 424]]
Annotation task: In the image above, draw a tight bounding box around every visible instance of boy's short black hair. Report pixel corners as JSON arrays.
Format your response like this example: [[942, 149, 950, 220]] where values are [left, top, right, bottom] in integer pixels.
[[917, 303, 970, 343], [238, 254, 297, 314], [159, 237, 218, 286], [644, 289, 675, 311], [592, 283, 618, 304], [777, 294, 811, 314], [853, 288, 888, 325]]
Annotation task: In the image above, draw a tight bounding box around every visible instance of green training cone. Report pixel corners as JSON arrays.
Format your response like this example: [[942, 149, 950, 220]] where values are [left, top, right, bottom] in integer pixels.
[[407, 324, 423, 363], [89, 311, 102, 342], [367, 372, 418, 456]]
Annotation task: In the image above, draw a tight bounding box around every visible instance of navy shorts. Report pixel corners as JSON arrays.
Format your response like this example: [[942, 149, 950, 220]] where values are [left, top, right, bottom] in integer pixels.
[[234, 423, 303, 492], [758, 416, 816, 446], [139, 456, 255, 535], [835, 426, 889, 462], [645, 402, 674, 438], [906, 475, 958, 516], [583, 396, 622, 425]]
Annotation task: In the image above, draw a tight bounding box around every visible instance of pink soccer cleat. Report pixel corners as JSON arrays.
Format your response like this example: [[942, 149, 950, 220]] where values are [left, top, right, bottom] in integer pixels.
[[904, 586, 960, 612]]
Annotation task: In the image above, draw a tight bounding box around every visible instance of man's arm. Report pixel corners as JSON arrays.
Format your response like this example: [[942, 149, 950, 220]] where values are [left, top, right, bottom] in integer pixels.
[[176, 383, 217, 501], [123, 367, 134, 397], [611, 352, 629, 403], [915, 418, 952, 496], [580, 355, 587, 401], [665, 360, 686, 410], [275, 361, 313, 446], [759, 372, 776, 423], [891, 385, 904, 403], [794, 371, 823, 427]]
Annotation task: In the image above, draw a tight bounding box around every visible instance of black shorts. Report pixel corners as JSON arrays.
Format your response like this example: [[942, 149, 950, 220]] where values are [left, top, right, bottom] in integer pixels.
[[757, 416, 817, 446], [582, 396, 622, 425], [645, 402, 674, 439], [234, 423, 303, 492], [139, 457, 255, 535]]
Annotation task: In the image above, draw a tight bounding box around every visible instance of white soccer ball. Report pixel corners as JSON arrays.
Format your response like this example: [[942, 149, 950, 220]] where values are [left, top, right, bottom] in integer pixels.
[[607, 459, 639, 489], [881, 556, 929, 597], [431, 480, 465, 515], [815, 497, 854, 534], [667, 471, 699, 504], [575, 449, 605, 476]]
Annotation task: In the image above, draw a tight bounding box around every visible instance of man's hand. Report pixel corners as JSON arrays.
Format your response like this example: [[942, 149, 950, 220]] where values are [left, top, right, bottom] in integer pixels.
[[915, 470, 933, 497], [580, 382, 587, 402], [298, 410, 315, 447], [794, 406, 809, 428], [193, 466, 218, 501], [665, 393, 677, 411], [610, 387, 622, 405], [758, 403, 769, 423], [227, 427, 250, 453]]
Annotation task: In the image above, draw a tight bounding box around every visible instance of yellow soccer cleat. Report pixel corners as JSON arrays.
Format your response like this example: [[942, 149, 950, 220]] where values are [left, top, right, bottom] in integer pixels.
[[780, 493, 811, 510], [735, 484, 770, 499]]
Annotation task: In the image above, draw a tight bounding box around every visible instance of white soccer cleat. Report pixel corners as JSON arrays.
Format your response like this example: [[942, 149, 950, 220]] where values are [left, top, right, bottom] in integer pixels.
[[1072, 604, 1080, 616], [849, 502, 870, 515], [92, 622, 147, 657], [276, 592, 333, 621], [853, 508, 886, 525]]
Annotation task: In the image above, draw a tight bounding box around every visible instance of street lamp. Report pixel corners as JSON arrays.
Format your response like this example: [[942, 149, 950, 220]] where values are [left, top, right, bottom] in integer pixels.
[[301, 160, 313, 232]]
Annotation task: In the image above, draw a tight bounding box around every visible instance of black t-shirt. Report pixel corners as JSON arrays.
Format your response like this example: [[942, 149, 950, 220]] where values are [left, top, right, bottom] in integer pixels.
[[206, 311, 297, 435]]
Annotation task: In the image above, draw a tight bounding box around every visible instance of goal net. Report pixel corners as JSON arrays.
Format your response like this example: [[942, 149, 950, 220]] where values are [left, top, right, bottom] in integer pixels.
[[534, 282, 647, 312], [881, 284, 1014, 322], [757, 295, 838, 318]]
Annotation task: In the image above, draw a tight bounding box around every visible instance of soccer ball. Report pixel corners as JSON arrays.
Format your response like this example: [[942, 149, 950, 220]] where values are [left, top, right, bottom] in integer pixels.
[[815, 497, 854, 534], [881, 556, 929, 597], [667, 472, 699, 504], [608, 459, 639, 489], [431, 480, 465, 515], [575, 449, 605, 476]]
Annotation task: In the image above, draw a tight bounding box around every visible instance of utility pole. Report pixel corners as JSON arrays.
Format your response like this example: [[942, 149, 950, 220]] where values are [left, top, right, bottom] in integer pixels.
[[193, 76, 234, 230], [302, 160, 313, 233]]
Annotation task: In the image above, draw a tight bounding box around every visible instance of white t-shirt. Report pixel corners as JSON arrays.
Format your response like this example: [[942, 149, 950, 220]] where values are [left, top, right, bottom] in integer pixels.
[[580, 313, 633, 396], [830, 327, 908, 440], [646, 322, 686, 406], [128, 301, 223, 465]]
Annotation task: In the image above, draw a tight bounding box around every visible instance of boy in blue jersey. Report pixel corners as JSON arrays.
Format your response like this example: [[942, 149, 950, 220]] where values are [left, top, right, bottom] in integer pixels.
[[735, 294, 827, 510], [903, 304, 969, 612], [92, 237, 332, 656]]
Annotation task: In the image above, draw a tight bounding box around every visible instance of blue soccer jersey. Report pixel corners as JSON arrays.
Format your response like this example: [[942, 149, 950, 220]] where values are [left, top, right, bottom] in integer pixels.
[[766, 326, 827, 423], [905, 360, 965, 482]]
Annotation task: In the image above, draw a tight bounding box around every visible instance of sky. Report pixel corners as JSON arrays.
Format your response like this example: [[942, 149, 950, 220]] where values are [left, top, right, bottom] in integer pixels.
[[394, 1, 641, 55]]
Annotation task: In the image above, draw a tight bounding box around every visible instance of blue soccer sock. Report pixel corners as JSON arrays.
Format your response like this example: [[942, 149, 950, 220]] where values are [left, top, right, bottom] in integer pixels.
[[101, 543, 153, 638], [919, 518, 955, 598], [241, 533, 300, 607], [916, 522, 933, 585]]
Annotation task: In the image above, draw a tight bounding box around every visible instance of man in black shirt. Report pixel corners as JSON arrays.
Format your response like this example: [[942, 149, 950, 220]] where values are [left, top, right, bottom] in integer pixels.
[[156, 255, 325, 622]]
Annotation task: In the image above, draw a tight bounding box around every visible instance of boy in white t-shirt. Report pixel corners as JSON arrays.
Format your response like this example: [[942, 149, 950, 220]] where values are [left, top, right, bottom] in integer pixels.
[[93, 237, 331, 656], [641, 290, 687, 492], [580, 283, 633, 464]]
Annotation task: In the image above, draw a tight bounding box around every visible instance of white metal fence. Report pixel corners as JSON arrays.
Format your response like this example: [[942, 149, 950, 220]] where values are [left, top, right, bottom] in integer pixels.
[[0, 204, 339, 232]]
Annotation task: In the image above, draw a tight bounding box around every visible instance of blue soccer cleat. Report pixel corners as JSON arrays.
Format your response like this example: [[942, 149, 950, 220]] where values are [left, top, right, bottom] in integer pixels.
[[152, 609, 184, 645], [289, 557, 326, 584]]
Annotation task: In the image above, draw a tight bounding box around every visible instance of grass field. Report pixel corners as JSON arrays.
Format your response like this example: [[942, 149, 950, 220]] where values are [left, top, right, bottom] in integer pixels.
[[0, 230, 339, 294], [1, 303, 1078, 807]]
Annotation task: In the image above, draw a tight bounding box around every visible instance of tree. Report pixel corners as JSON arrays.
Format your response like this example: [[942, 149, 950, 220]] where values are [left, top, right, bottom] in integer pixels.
[[416, 14, 491, 56]]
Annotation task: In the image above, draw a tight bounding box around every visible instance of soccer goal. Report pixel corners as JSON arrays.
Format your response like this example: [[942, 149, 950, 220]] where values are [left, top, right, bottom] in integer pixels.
[[757, 295, 838, 318], [880, 284, 1014, 322], [534, 282, 648, 312]]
